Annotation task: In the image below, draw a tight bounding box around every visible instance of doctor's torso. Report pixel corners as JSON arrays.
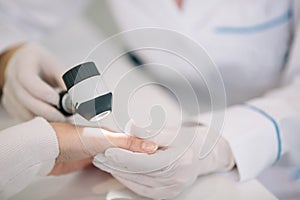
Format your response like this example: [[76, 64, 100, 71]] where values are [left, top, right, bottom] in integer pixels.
[[108, 0, 293, 105]]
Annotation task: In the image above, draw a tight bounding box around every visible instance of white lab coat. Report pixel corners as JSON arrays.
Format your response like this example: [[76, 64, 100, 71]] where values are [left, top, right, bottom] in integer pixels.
[[0, 0, 300, 198], [107, 0, 293, 104]]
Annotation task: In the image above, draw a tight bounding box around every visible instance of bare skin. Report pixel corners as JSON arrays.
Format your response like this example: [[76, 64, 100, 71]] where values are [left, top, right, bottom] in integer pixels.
[[49, 122, 158, 175]]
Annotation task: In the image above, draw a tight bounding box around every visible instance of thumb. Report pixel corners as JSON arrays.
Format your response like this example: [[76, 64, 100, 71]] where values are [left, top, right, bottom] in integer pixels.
[[38, 47, 67, 90], [50, 66, 67, 90]]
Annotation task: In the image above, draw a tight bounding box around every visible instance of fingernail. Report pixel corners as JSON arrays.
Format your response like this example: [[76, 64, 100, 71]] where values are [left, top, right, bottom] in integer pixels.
[[141, 141, 158, 153]]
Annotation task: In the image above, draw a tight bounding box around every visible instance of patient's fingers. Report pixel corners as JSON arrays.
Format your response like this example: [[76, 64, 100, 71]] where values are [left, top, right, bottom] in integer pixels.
[[103, 132, 158, 154]]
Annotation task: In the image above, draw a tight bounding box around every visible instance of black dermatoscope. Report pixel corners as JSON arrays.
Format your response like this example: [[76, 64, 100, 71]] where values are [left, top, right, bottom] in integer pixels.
[[57, 62, 112, 121]]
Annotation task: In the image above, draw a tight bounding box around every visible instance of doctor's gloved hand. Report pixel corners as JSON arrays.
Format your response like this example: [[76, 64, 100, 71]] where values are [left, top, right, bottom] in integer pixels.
[[93, 126, 235, 199], [48, 123, 158, 176], [1, 43, 67, 122]]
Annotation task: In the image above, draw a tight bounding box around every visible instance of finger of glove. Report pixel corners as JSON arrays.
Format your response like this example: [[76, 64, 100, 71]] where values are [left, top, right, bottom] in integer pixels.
[[101, 156, 177, 178], [113, 175, 183, 200], [112, 175, 157, 199], [151, 147, 196, 177], [2, 86, 34, 121], [93, 149, 154, 173], [41, 64, 66, 90], [12, 43, 66, 90], [19, 74, 60, 106], [93, 154, 110, 169], [40, 50, 67, 90], [10, 80, 66, 122], [93, 160, 180, 192], [94, 147, 180, 173], [125, 120, 177, 146], [92, 161, 148, 184]]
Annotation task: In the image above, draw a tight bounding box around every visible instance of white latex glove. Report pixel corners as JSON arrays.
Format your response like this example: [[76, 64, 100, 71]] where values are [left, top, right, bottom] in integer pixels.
[[2, 43, 67, 121], [93, 126, 235, 199]]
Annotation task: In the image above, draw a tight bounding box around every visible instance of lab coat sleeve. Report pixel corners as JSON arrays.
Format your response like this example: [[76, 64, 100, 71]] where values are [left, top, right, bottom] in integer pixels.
[[199, 76, 300, 181], [0, 117, 59, 199], [211, 6, 300, 181]]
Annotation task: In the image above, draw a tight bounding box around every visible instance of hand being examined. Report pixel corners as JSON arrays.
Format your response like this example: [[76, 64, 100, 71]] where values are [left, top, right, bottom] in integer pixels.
[[48, 122, 158, 175]]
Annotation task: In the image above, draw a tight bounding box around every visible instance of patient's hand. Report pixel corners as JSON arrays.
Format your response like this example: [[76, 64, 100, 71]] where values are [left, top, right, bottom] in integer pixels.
[[48, 122, 158, 175]]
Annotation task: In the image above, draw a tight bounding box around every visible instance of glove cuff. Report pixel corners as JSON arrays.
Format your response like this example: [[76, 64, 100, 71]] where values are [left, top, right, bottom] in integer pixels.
[[196, 136, 235, 176], [215, 137, 236, 172]]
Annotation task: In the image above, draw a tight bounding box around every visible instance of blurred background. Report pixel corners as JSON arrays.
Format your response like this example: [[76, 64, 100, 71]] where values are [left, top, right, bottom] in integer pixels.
[[2, 0, 298, 199]]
